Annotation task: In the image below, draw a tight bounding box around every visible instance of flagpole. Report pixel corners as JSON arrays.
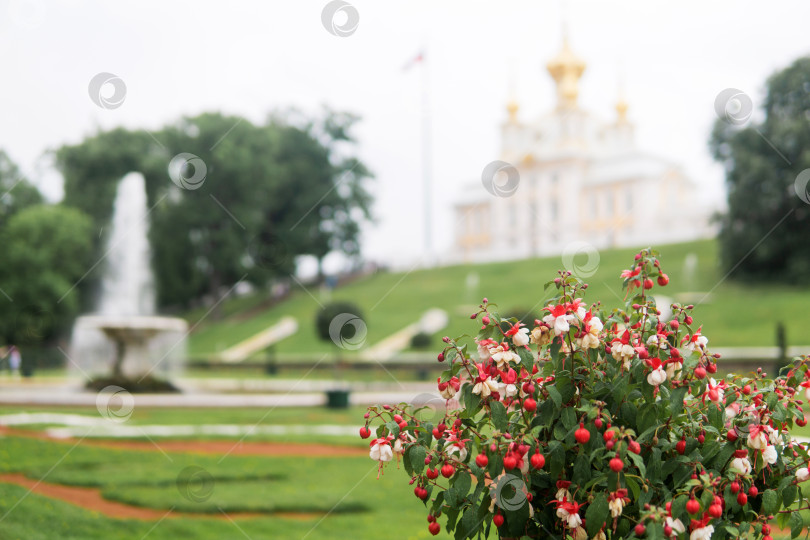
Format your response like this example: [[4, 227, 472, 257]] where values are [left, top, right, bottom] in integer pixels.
[[421, 50, 433, 266]]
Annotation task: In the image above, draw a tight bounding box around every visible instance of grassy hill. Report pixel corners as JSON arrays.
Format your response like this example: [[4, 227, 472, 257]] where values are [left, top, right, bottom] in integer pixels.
[[186, 239, 810, 360]]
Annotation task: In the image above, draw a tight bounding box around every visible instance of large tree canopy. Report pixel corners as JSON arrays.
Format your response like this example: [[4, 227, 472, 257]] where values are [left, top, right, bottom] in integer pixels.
[[55, 109, 372, 311], [711, 56, 810, 283], [0, 204, 94, 345]]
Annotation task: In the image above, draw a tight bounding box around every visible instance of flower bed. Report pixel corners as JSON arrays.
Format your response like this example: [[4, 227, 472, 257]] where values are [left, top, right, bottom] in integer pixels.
[[360, 249, 810, 539]]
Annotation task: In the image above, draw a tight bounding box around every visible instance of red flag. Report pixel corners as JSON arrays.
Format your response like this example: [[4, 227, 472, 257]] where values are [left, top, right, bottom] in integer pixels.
[[402, 51, 424, 72]]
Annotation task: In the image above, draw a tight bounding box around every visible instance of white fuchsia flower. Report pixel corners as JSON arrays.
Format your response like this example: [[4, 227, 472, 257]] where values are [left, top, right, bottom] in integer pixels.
[[747, 425, 769, 450], [472, 364, 499, 398], [555, 481, 572, 502], [666, 361, 683, 380], [369, 435, 394, 462], [505, 322, 530, 347], [608, 489, 630, 518], [580, 311, 603, 350], [762, 444, 778, 465], [438, 376, 460, 399], [690, 524, 714, 540], [555, 499, 583, 529], [666, 517, 686, 534], [683, 327, 709, 352], [796, 466, 810, 482], [489, 343, 520, 370], [572, 525, 587, 540], [611, 329, 636, 367], [543, 304, 575, 336], [476, 338, 496, 361], [730, 456, 752, 475], [646, 357, 668, 387], [530, 325, 552, 346]]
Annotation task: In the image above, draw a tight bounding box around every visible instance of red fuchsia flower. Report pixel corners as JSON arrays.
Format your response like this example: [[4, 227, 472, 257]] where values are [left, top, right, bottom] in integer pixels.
[[476, 338, 497, 361], [645, 357, 668, 387], [568, 298, 587, 320], [370, 434, 395, 476], [443, 429, 470, 462], [689, 515, 714, 540], [505, 322, 530, 347], [747, 424, 769, 450], [607, 489, 630, 518], [438, 376, 460, 399], [799, 380, 810, 401], [580, 310, 603, 350], [489, 342, 520, 370], [620, 267, 642, 289], [555, 480, 572, 501], [498, 367, 519, 399], [554, 499, 583, 529], [611, 328, 636, 367], [683, 326, 709, 352], [703, 378, 726, 403], [543, 304, 575, 335], [472, 363, 499, 398]]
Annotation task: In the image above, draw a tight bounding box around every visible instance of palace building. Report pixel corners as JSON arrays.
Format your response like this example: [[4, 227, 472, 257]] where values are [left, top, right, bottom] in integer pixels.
[[453, 37, 713, 263]]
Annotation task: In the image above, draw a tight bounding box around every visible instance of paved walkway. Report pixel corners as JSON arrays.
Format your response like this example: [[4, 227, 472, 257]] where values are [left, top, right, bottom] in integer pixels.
[[0, 379, 439, 408]]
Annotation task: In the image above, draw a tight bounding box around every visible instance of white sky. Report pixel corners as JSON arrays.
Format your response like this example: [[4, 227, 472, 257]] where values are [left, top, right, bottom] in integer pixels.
[[2, 0, 809, 270]]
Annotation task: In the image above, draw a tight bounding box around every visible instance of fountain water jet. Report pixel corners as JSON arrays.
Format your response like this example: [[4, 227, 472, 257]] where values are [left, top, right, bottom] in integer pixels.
[[70, 172, 187, 386]]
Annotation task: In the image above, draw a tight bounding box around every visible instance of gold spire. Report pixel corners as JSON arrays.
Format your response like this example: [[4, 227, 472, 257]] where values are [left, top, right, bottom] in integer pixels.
[[546, 35, 586, 110], [615, 63, 628, 123], [615, 97, 628, 123], [506, 99, 519, 122]]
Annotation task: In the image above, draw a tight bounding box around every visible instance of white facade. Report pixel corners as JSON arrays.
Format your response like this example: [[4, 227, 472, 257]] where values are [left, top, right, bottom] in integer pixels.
[[453, 38, 714, 263]]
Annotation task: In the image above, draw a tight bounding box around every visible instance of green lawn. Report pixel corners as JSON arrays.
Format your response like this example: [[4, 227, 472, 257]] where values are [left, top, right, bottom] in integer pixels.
[[0, 436, 442, 540], [187, 239, 810, 359]]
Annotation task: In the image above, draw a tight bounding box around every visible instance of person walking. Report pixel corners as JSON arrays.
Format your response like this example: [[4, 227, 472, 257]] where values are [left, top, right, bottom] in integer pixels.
[[8, 345, 21, 378]]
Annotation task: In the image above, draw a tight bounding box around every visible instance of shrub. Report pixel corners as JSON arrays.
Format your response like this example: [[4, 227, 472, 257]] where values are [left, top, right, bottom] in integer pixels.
[[412, 332, 433, 350], [360, 249, 810, 539], [315, 301, 365, 346]]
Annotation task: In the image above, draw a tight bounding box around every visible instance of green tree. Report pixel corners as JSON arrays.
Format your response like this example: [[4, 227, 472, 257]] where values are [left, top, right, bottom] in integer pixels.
[[56, 109, 373, 312], [711, 56, 810, 282], [0, 150, 43, 227], [0, 205, 94, 345]]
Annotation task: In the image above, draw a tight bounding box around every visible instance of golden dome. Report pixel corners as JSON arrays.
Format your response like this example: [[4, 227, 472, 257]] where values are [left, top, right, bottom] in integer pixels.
[[546, 36, 586, 110]]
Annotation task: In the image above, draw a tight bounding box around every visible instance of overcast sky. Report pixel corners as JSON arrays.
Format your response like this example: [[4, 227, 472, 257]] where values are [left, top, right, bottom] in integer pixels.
[[2, 0, 809, 270]]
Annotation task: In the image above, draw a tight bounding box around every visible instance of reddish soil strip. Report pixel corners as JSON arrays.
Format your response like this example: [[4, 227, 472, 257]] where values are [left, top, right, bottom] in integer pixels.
[[0, 426, 367, 457], [0, 473, 290, 520]]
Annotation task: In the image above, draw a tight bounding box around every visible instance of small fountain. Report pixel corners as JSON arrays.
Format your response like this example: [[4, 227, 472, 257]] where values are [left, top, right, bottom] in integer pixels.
[[70, 172, 188, 390]]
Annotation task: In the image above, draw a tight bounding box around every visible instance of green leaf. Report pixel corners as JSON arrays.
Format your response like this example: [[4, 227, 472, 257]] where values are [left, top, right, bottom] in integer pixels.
[[517, 347, 534, 372], [454, 472, 471, 499], [783, 484, 798, 509], [637, 404, 657, 434], [625, 476, 640, 502], [459, 506, 477, 539], [626, 448, 646, 477], [403, 445, 414, 476], [409, 445, 426, 474], [762, 489, 778, 515], [707, 404, 724, 431], [546, 386, 562, 409], [560, 407, 577, 431], [491, 401, 508, 432], [670, 386, 687, 416], [789, 511, 803, 538], [548, 441, 565, 479], [584, 493, 608, 537], [671, 494, 688, 522], [573, 454, 590, 485], [445, 487, 458, 507]]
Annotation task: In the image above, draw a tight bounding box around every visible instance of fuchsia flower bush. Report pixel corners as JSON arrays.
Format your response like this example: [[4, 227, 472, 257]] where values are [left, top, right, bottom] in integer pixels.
[[360, 250, 810, 539]]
